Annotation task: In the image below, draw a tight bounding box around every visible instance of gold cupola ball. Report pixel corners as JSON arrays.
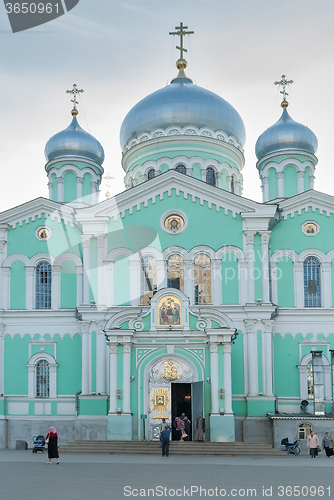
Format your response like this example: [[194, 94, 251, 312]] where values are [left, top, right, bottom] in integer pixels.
[[281, 100, 289, 109], [71, 108, 79, 116], [176, 58, 188, 71]]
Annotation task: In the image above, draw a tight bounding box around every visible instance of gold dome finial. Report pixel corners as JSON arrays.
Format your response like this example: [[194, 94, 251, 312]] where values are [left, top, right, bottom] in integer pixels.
[[66, 83, 84, 117], [169, 23, 194, 82], [281, 99, 289, 109], [274, 74, 293, 109]]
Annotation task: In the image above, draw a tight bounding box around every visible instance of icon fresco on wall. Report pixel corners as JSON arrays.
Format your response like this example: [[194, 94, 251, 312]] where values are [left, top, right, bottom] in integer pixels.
[[150, 387, 170, 418], [302, 222, 319, 236], [158, 295, 181, 326], [164, 214, 184, 233]]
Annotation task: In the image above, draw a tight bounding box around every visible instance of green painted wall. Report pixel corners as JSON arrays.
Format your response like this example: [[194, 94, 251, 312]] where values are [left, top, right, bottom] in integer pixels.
[[273, 333, 300, 397], [108, 190, 243, 254], [284, 166, 298, 198], [271, 209, 334, 254], [82, 173, 92, 205], [221, 253, 239, 304], [113, 255, 130, 305], [7, 215, 82, 259], [10, 260, 26, 309], [60, 260, 77, 308], [268, 168, 278, 200], [192, 164, 201, 180], [160, 164, 169, 173], [55, 333, 81, 395], [64, 172, 77, 203], [79, 398, 108, 416], [4, 334, 30, 394], [52, 174, 58, 202], [276, 256, 295, 307], [254, 234, 262, 301]]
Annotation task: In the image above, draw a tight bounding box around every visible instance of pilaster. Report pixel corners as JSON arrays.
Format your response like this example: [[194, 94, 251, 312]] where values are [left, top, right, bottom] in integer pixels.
[[294, 261, 304, 308], [276, 171, 284, 198], [25, 266, 35, 310], [297, 170, 305, 194], [80, 321, 91, 395], [56, 176, 64, 203], [244, 320, 258, 396], [244, 230, 256, 303], [81, 235, 92, 305], [259, 231, 271, 303], [322, 262, 331, 308], [51, 264, 60, 310], [209, 343, 219, 415], [212, 259, 221, 305]]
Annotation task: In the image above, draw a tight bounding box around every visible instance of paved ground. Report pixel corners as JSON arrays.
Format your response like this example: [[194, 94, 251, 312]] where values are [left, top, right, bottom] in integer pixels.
[[0, 449, 333, 500]]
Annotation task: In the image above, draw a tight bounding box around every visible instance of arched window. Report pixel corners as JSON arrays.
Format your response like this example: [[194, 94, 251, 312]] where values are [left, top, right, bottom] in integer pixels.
[[194, 254, 212, 304], [304, 257, 321, 307], [36, 261, 52, 309], [36, 359, 49, 398], [140, 256, 157, 305], [167, 255, 184, 292], [230, 176, 235, 194], [307, 361, 314, 399], [148, 169, 155, 180], [175, 164, 186, 174], [206, 167, 216, 186]]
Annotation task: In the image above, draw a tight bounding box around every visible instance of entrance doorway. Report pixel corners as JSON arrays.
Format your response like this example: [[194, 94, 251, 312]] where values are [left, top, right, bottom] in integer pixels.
[[171, 383, 191, 440]]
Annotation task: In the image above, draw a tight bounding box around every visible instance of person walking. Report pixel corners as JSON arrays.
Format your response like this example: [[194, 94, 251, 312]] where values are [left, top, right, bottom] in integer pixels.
[[45, 426, 59, 464], [307, 430, 319, 458], [160, 425, 171, 457], [195, 413, 206, 441], [322, 432, 334, 458], [175, 417, 185, 441]]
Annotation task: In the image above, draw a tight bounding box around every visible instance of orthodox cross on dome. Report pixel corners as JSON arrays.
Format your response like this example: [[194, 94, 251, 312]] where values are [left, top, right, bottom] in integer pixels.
[[274, 74, 294, 108], [66, 83, 84, 116], [169, 22, 194, 59]]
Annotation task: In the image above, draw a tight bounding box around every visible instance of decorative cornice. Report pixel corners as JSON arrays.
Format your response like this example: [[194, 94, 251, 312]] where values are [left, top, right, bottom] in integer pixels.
[[122, 126, 244, 155]]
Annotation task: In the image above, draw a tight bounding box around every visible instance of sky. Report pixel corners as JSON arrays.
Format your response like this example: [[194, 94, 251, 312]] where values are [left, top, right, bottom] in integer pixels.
[[0, 0, 334, 213]]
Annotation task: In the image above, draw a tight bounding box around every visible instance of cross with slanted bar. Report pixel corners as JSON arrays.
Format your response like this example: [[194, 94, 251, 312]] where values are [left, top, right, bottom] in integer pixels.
[[274, 74, 294, 103], [66, 83, 84, 111], [169, 22, 194, 59]]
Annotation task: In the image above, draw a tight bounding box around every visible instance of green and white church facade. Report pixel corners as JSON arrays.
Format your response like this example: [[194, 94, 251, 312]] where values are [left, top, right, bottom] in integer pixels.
[[1, 29, 334, 450]]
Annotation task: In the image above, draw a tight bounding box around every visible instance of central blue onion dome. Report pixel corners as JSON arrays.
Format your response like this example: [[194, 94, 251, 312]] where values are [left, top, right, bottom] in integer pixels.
[[255, 107, 318, 160], [120, 64, 246, 150], [45, 114, 105, 165]]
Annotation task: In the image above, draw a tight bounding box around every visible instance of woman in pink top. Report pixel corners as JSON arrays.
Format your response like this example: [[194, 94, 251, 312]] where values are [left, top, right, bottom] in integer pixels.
[[307, 431, 319, 458]]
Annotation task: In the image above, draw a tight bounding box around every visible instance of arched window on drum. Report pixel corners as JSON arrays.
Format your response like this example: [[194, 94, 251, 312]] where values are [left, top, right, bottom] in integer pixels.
[[206, 167, 216, 186], [194, 254, 211, 304], [147, 169, 155, 180], [140, 256, 157, 305], [175, 164, 186, 174], [167, 255, 184, 292]]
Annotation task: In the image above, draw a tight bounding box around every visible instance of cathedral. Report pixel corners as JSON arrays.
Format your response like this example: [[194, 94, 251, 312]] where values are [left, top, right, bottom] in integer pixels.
[[0, 24, 333, 451]]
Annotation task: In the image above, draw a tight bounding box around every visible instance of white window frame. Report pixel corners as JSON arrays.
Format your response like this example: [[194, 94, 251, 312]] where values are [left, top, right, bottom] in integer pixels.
[[27, 352, 58, 398], [298, 352, 331, 403]]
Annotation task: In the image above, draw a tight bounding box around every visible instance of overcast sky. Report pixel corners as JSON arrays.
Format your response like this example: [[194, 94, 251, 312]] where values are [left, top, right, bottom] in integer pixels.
[[0, 0, 333, 213]]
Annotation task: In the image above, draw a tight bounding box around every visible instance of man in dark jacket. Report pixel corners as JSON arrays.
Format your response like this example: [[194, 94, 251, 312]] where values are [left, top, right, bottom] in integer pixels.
[[160, 425, 171, 456]]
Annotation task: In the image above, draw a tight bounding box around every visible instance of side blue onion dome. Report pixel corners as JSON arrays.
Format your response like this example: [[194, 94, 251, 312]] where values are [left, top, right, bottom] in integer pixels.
[[255, 107, 318, 160], [45, 114, 105, 165], [120, 61, 246, 151]]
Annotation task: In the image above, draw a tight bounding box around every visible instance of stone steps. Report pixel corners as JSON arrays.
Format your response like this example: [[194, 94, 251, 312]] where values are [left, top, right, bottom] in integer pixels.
[[59, 440, 291, 457]]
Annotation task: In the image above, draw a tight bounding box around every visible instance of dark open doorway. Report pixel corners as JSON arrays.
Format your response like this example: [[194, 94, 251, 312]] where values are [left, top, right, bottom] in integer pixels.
[[171, 382, 191, 441]]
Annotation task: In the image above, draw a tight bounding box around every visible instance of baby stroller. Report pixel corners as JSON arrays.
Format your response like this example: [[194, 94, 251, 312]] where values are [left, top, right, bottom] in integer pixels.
[[281, 437, 300, 455], [32, 435, 46, 453]]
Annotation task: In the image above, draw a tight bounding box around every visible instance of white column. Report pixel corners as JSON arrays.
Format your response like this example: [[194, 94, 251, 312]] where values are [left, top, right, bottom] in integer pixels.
[[276, 171, 284, 197], [96, 234, 106, 305], [109, 344, 118, 414], [56, 176, 64, 203], [322, 262, 332, 308], [157, 259, 166, 289], [244, 231, 256, 303], [223, 343, 233, 414], [262, 321, 273, 397], [0, 240, 6, 309], [81, 235, 92, 305], [216, 171, 222, 188], [51, 265, 60, 310], [80, 322, 90, 395], [130, 259, 140, 306], [2, 268, 9, 310], [122, 344, 132, 414], [262, 176, 269, 202], [310, 175, 315, 189], [297, 171, 305, 194], [239, 259, 248, 305], [76, 267, 83, 306], [212, 259, 221, 305], [25, 266, 35, 310], [77, 176, 84, 201], [201, 169, 206, 182], [245, 320, 258, 396], [295, 262, 304, 308], [210, 343, 219, 415], [227, 175, 231, 191], [96, 323, 107, 394], [184, 260, 193, 302], [48, 181, 53, 200], [260, 231, 271, 303], [92, 181, 99, 205], [0, 324, 5, 395]]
